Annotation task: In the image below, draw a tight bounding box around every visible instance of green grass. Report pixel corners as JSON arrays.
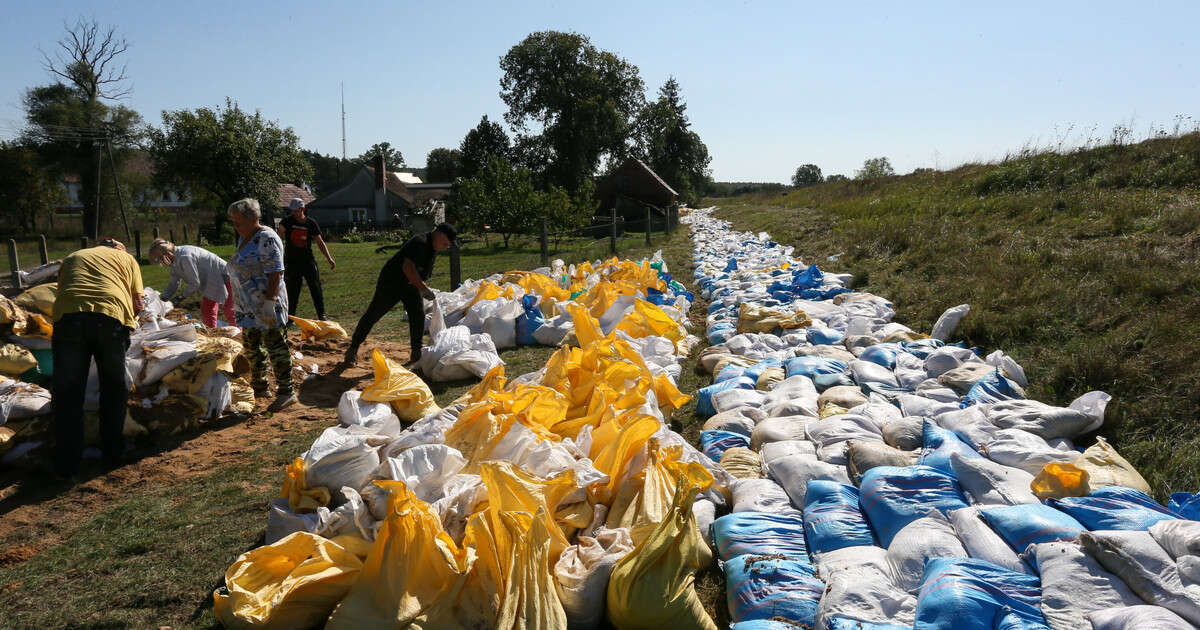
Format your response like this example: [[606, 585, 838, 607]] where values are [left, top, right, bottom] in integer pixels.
[[0, 225, 707, 629], [706, 132, 1200, 501]]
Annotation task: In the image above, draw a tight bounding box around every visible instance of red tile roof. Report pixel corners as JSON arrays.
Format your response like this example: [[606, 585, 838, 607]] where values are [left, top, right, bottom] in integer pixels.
[[277, 183, 315, 208]]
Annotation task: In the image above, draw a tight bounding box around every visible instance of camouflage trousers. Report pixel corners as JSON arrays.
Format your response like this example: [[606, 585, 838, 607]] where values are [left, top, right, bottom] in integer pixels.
[[242, 326, 293, 395]]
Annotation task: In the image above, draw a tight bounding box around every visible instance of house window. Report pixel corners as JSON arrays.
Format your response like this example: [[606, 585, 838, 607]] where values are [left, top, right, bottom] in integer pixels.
[[350, 208, 367, 222]]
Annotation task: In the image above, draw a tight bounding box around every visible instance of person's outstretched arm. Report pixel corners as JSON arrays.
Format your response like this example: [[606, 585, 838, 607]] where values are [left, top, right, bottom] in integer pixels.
[[315, 235, 336, 270]]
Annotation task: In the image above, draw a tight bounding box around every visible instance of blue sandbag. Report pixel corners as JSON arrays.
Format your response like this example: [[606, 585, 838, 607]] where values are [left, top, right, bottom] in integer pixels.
[[743, 358, 783, 383], [793, 264, 824, 289], [711, 512, 810, 562], [918, 420, 983, 475], [515, 295, 545, 346], [915, 557, 1050, 630], [696, 375, 755, 416], [813, 372, 856, 392], [828, 618, 913, 630], [700, 430, 750, 461], [979, 504, 1085, 554], [859, 345, 899, 370], [714, 364, 747, 383], [731, 622, 802, 630], [804, 480, 876, 554], [807, 327, 845, 345], [725, 258, 738, 272], [859, 465, 970, 548], [725, 554, 823, 626], [960, 368, 1024, 408], [859, 381, 911, 405], [1047, 486, 1180, 531], [1169, 492, 1200, 520], [901, 338, 947, 359], [784, 356, 847, 379]]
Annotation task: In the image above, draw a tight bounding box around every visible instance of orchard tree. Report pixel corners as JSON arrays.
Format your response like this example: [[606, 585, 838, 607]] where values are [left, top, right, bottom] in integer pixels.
[[855, 157, 895, 180], [791, 164, 822, 187], [353, 141, 404, 169], [450, 156, 537, 247], [500, 31, 645, 193], [148, 98, 311, 238], [458, 115, 510, 179], [826, 174, 848, 183], [425, 147, 462, 182], [634, 77, 711, 204]]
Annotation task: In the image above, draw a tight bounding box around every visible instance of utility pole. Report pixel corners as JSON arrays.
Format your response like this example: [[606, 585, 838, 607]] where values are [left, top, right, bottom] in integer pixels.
[[105, 134, 132, 243], [339, 81, 347, 182], [93, 140, 103, 240]]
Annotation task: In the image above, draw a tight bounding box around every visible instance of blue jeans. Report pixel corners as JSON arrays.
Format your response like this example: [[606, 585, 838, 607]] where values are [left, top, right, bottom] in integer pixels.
[[52, 312, 130, 475]]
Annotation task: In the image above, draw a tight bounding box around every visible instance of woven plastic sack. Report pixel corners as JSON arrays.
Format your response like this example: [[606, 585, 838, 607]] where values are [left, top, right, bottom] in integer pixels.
[[858, 465, 969, 548], [699, 430, 749, 462], [1024, 540, 1143, 630], [979, 504, 1085, 554], [711, 512, 809, 562], [1031, 461, 1090, 500], [1046, 485, 1179, 531], [13, 282, 56, 316], [0, 343, 37, 376], [724, 554, 823, 625], [914, 557, 1049, 630], [805, 480, 876, 554], [886, 510, 967, 592], [555, 527, 635, 630], [1073, 436, 1152, 495], [361, 349, 439, 421], [288, 315, 348, 340]]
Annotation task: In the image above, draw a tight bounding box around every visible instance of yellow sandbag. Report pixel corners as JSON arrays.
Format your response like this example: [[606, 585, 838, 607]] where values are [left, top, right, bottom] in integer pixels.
[[755, 366, 785, 390], [463, 508, 568, 630], [736, 302, 810, 334], [162, 352, 221, 395], [0, 343, 37, 376], [819, 402, 850, 419], [453, 364, 507, 407], [607, 443, 715, 544], [214, 532, 364, 630], [606, 469, 718, 630], [14, 283, 56, 317], [288, 315, 348, 340], [326, 481, 475, 629], [479, 461, 578, 563], [0, 296, 26, 327], [361, 349, 439, 421], [196, 335, 245, 374], [1074, 436, 1151, 494], [280, 457, 330, 513], [14, 313, 53, 339], [720, 447, 762, 479], [616, 299, 684, 342], [1031, 461, 1090, 500]]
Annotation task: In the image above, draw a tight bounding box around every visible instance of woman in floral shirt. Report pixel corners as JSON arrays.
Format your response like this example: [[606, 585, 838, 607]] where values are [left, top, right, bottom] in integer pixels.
[[227, 198, 296, 412]]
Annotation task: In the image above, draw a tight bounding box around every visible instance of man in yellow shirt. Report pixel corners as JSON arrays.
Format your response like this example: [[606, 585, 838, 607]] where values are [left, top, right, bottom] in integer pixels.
[[51, 238, 144, 478]]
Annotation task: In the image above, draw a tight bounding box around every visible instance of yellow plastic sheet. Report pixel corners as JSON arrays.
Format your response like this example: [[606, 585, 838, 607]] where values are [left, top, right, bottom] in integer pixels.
[[1031, 461, 1090, 500], [361, 349, 440, 421], [616, 299, 685, 342], [13, 282, 56, 316], [214, 532, 364, 630], [280, 457, 331, 513], [606, 468, 718, 630], [0, 343, 37, 376], [288, 315, 348, 340]]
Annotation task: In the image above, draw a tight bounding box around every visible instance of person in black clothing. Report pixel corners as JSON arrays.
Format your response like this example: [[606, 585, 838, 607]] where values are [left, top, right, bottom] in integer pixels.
[[343, 223, 457, 365], [279, 198, 336, 320]]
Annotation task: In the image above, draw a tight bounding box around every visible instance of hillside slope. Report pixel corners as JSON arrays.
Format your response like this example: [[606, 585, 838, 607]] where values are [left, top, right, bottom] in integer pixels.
[[709, 133, 1200, 500]]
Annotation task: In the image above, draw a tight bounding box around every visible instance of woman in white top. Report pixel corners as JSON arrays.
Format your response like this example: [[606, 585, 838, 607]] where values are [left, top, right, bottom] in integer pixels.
[[149, 239, 235, 328]]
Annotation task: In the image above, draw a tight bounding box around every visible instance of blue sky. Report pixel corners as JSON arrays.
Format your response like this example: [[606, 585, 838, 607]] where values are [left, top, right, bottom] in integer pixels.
[[2, 0, 1198, 182]]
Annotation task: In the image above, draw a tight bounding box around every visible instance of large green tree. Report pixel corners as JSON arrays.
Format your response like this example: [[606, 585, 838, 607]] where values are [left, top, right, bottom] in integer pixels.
[[424, 147, 462, 182], [634, 77, 711, 205], [301, 149, 353, 196], [792, 164, 823, 187], [450, 156, 538, 247], [459, 115, 511, 180], [353, 141, 404, 169], [855, 157, 895, 180], [0, 142, 67, 233], [500, 31, 645, 193], [148, 99, 311, 238]]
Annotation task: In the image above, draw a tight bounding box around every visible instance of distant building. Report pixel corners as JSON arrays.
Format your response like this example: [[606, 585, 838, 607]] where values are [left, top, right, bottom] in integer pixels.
[[306, 154, 451, 233], [596, 159, 678, 222], [57, 152, 193, 214]]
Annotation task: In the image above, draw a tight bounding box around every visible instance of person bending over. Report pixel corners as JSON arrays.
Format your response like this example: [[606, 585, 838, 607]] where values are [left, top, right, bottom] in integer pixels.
[[149, 239, 235, 328]]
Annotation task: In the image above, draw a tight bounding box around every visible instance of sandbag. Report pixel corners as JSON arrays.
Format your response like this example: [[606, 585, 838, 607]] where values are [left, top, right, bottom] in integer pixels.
[[936, 362, 995, 393], [1150, 519, 1200, 559], [758, 440, 816, 466], [982, 428, 1076, 475], [1047, 486, 1180, 531], [720, 447, 763, 480], [214, 532, 365, 630], [711, 512, 809, 561], [730, 478, 800, 515], [858, 465, 969, 548], [750, 416, 810, 450], [1031, 461, 1090, 500], [919, 420, 985, 475], [819, 385, 868, 409], [882, 417, 924, 450], [805, 414, 884, 450], [804, 480, 876, 555], [984, 398, 1096, 440], [755, 366, 785, 390], [1087, 605, 1194, 630], [288, 315, 348, 340], [0, 377, 53, 420], [695, 376, 755, 417], [1081, 529, 1200, 626], [930, 304, 969, 341], [303, 427, 382, 506], [914, 557, 1049, 630], [555, 527, 636, 630], [767, 453, 851, 507], [700, 408, 756, 437], [949, 451, 1039, 506], [1024, 540, 1144, 630], [979, 504, 1085, 554], [711, 387, 768, 414], [379, 444, 468, 504], [850, 359, 898, 387], [847, 440, 917, 482], [361, 349, 440, 421], [784, 356, 847, 380], [699, 430, 749, 462], [724, 554, 823, 626], [947, 506, 1032, 574], [960, 368, 1026, 407], [1074, 436, 1152, 495], [886, 510, 967, 592], [14, 282, 57, 316], [0, 343, 37, 376], [336, 390, 401, 433]]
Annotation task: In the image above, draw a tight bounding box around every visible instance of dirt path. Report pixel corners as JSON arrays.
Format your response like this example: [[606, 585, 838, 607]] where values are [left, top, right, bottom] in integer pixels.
[[0, 334, 409, 565]]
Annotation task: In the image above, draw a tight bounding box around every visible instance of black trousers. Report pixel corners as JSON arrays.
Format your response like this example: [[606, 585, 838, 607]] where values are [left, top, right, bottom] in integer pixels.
[[52, 312, 131, 475], [285, 256, 325, 320], [349, 264, 425, 354]]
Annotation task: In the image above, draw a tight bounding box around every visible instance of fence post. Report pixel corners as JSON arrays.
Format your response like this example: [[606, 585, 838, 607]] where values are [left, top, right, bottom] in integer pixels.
[[609, 207, 617, 256], [153, 226, 160, 241], [665, 207, 672, 236], [183, 226, 189, 245], [134, 230, 142, 262], [7, 240, 21, 290], [645, 207, 652, 246], [540, 218, 549, 266], [38, 235, 48, 264], [449, 243, 462, 290], [80, 236, 88, 250], [169, 229, 175, 244]]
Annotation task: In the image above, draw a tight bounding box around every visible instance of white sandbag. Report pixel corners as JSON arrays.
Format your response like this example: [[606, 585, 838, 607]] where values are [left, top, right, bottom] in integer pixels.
[[767, 453, 850, 507], [850, 399, 904, 429], [850, 359, 899, 387], [805, 414, 884, 449], [982, 428, 1076, 474], [934, 405, 1001, 449], [882, 417, 925, 451], [759, 440, 817, 465], [731, 477, 802, 516], [1070, 390, 1112, 434], [949, 452, 1039, 506], [420, 325, 504, 382], [1150, 520, 1200, 560], [532, 312, 573, 345], [985, 350, 1029, 389], [482, 299, 523, 349], [763, 396, 819, 419], [817, 442, 849, 465], [923, 346, 980, 378], [947, 506, 1032, 574], [136, 339, 197, 386], [1081, 529, 1200, 625], [429, 474, 487, 544], [816, 544, 890, 580], [750, 416, 811, 450], [265, 486, 374, 545], [693, 497, 717, 550], [265, 498, 321, 545], [1088, 605, 1194, 630], [302, 426, 383, 506], [937, 361, 996, 393], [0, 378, 53, 421], [984, 398, 1096, 441], [896, 394, 959, 419], [815, 564, 917, 630], [886, 510, 968, 592], [931, 304, 969, 341], [914, 380, 962, 403], [555, 527, 636, 630], [701, 408, 761, 437], [1025, 540, 1144, 630], [337, 390, 402, 432], [379, 443, 467, 503], [711, 387, 768, 413], [819, 385, 869, 409], [847, 440, 918, 481], [198, 371, 232, 419]]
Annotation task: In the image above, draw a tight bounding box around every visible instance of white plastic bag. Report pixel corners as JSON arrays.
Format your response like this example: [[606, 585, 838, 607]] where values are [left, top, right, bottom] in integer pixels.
[[931, 304, 969, 341], [336, 390, 402, 434]]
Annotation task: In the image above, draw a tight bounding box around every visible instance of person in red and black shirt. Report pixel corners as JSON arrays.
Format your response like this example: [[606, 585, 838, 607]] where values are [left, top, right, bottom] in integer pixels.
[[278, 198, 335, 320], [343, 223, 456, 365]]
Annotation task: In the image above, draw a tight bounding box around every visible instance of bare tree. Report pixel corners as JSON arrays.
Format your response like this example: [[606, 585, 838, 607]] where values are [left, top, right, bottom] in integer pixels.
[[40, 18, 131, 102]]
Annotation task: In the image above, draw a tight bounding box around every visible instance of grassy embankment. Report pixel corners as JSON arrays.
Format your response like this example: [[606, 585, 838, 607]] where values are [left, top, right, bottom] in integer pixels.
[[708, 132, 1200, 501], [0, 227, 709, 629]]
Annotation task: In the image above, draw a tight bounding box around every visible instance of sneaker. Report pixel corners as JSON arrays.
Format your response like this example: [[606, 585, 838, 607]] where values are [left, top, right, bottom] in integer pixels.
[[267, 392, 299, 413]]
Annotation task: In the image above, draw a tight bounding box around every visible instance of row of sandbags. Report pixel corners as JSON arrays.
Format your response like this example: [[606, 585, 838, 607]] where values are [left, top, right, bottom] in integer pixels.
[[682, 208, 1197, 630], [213, 254, 732, 630]]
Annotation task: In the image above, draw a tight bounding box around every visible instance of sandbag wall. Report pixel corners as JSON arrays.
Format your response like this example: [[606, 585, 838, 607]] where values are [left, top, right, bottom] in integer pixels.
[[686, 207, 1200, 630], [215, 254, 734, 629]]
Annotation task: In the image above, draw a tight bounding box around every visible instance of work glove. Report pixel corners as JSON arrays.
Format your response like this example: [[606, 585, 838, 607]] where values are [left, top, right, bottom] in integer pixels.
[[420, 287, 436, 301]]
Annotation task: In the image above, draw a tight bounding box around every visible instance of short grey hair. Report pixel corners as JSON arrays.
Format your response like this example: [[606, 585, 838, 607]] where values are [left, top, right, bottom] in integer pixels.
[[228, 197, 261, 220], [148, 238, 174, 262]]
